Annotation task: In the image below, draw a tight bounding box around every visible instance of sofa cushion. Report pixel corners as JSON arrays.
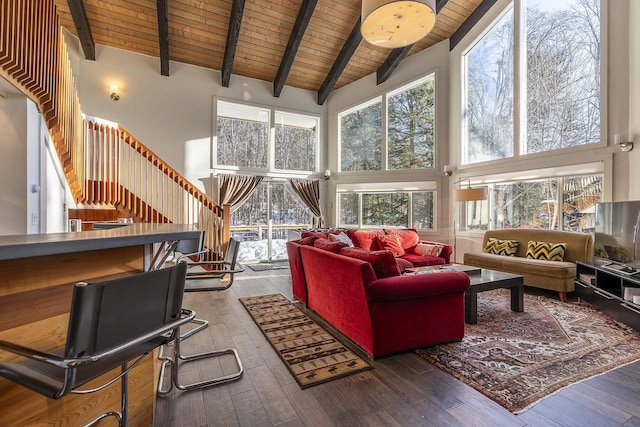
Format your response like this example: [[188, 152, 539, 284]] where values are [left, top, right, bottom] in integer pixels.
[[314, 238, 347, 253], [465, 251, 575, 279], [525, 241, 567, 261], [384, 228, 419, 250], [301, 231, 328, 239], [328, 231, 355, 247], [340, 247, 400, 279], [377, 234, 405, 257], [400, 252, 445, 267], [483, 237, 519, 256], [350, 230, 384, 251], [414, 243, 444, 257], [297, 236, 319, 246], [395, 257, 414, 272]]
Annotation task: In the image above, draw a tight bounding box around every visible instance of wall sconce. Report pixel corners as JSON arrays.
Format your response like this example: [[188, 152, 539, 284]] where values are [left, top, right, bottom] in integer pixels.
[[443, 165, 453, 177], [615, 134, 633, 152], [110, 85, 120, 101], [323, 169, 331, 180], [0, 92, 6, 106]]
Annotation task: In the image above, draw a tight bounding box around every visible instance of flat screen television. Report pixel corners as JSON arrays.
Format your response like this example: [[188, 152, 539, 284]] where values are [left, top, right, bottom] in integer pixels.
[[594, 200, 640, 272]]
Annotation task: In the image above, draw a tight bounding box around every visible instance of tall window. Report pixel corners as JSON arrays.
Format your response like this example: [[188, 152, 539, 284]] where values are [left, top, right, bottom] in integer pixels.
[[338, 189, 435, 230], [215, 100, 319, 173], [388, 76, 436, 169], [339, 74, 436, 172], [340, 100, 382, 171], [463, 0, 601, 164], [462, 173, 603, 232]]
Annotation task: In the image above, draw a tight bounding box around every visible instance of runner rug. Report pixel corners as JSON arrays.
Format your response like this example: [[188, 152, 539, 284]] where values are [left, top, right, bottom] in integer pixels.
[[239, 293, 372, 388], [416, 289, 640, 413]]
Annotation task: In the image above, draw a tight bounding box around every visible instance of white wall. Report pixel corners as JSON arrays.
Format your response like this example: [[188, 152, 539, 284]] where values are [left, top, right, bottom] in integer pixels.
[[67, 39, 326, 192], [0, 92, 27, 234]]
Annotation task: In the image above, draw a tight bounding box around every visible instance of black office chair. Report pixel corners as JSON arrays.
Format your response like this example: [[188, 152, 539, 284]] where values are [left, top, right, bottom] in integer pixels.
[[183, 237, 244, 291], [0, 264, 193, 427], [157, 238, 244, 395]]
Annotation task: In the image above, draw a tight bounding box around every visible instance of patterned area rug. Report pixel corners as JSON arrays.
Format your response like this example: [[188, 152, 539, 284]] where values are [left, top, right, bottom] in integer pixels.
[[416, 289, 640, 413], [239, 294, 372, 388], [246, 261, 290, 272]]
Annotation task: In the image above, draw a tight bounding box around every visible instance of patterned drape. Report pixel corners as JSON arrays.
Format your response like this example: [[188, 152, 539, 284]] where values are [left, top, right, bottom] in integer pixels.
[[288, 178, 323, 227], [219, 174, 264, 213]]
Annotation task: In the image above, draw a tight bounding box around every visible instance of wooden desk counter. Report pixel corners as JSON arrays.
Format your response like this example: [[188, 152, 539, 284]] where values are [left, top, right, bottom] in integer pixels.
[[0, 224, 202, 426]]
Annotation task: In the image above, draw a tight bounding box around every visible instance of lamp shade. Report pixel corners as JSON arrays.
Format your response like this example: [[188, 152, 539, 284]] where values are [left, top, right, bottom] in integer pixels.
[[361, 0, 436, 48], [453, 187, 488, 202]]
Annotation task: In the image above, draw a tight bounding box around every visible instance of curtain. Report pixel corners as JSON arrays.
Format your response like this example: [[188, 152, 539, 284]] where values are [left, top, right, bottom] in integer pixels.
[[219, 174, 264, 213], [289, 178, 324, 227]]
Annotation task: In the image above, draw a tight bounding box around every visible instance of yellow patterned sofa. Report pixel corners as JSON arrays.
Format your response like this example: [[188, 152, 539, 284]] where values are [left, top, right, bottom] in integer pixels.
[[463, 229, 593, 301]]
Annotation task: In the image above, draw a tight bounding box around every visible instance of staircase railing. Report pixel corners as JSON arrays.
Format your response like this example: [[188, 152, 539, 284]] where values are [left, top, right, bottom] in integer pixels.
[[1, 0, 228, 258], [83, 119, 229, 257]]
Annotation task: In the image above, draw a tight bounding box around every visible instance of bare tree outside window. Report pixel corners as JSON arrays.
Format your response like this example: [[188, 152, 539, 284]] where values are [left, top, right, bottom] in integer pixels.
[[275, 112, 319, 171], [465, 10, 514, 163], [526, 0, 601, 152], [463, 0, 600, 163]]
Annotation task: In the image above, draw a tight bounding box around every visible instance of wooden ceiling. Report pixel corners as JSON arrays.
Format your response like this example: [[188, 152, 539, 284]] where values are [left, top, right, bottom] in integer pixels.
[[54, 0, 490, 104]]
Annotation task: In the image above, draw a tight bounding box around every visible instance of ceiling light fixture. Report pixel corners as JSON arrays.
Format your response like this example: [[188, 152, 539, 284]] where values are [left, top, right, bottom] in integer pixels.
[[361, 0, 436, 49]]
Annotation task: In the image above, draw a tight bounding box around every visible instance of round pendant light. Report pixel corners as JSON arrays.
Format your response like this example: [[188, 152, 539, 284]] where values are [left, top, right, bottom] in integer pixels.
[[361, 0, 436, 49]]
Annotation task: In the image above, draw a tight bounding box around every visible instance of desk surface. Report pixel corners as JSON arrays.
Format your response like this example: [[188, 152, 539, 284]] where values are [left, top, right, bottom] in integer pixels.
[[0, 223, 202, 260]]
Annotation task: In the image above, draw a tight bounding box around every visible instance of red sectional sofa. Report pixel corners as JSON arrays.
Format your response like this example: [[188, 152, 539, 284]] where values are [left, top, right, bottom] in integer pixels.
[[286, 230, 469, 358]]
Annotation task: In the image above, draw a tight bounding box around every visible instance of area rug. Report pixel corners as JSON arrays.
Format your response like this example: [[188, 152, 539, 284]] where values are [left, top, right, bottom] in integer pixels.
[[416, 289, 640, 413], [239, 293, 372, 388], [246, 261, 290, 272]]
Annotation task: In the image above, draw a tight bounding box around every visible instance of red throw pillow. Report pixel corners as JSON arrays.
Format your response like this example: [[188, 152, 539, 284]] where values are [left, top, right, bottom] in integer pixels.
[[384, 228, 419, 250], [376, 234, 405, 257], [314, 238, 347, 253], [339, 247, 400, 279], [301, 231, 328, 239], [297, 236, 318, 246], [352, 229, 384, 251]]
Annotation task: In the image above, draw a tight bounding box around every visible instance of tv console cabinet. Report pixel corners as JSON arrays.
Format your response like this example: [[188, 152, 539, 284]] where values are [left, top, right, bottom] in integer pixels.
[[575, 261, 640, 331]]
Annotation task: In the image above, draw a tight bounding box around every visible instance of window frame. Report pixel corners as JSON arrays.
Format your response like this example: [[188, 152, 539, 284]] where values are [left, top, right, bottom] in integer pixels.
[[337, 72, 438, 173], [213, 98, 322, 177]]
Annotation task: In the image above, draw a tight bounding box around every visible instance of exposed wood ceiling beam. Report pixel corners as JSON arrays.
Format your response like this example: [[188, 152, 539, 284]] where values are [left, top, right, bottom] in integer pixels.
[[376, 0, 450, 85], [450, 0, 497, 50], [222, 0, 246, 87], [274, 0, 318, 97], [66, 0, 95, 60], [317, 18, 362, 105], [156, 0, 169, 76]]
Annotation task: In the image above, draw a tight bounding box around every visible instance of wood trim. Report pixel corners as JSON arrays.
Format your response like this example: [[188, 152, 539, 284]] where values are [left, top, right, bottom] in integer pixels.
[[221, 0, 246, 87], [450, 0, 497, 50], [317, 17, 362, 105], [273, 0, 318, 97], [66, 0, 95, 60]]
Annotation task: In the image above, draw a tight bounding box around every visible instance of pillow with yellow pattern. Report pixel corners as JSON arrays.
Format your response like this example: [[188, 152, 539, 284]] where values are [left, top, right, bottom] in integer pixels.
[[483, 238, 519, 256], [525, 241, 567, 262]]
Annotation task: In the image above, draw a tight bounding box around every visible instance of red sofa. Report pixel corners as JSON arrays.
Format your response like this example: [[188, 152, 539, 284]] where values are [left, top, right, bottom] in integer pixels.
[[288, 228, 453, 305], [287, 239, 470, 358]]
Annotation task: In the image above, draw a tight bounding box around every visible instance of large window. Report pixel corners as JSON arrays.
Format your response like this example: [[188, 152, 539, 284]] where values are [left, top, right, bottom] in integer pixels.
[[338, 187, 435, 230], [462, 173, 603, 233], [215, 100, 319, 173], [339, 74, 436, 172], [463, 0, 601, 164]]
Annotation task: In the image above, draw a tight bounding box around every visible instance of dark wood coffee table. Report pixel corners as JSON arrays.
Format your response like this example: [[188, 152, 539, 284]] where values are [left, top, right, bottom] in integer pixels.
[[412, 265, 524, 324], [465, 268, 524, 324]]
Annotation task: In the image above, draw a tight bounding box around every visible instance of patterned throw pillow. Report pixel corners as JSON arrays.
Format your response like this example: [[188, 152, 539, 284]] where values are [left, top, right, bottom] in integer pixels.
[[377, 234, 405, 257], [414, 243, 444, 257], [483, 238, 519, 256], [525, 241, 567, 261]]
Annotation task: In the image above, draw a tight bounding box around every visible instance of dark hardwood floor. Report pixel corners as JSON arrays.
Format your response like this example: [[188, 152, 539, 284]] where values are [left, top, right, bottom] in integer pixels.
[[154, 266, 640, 427]]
